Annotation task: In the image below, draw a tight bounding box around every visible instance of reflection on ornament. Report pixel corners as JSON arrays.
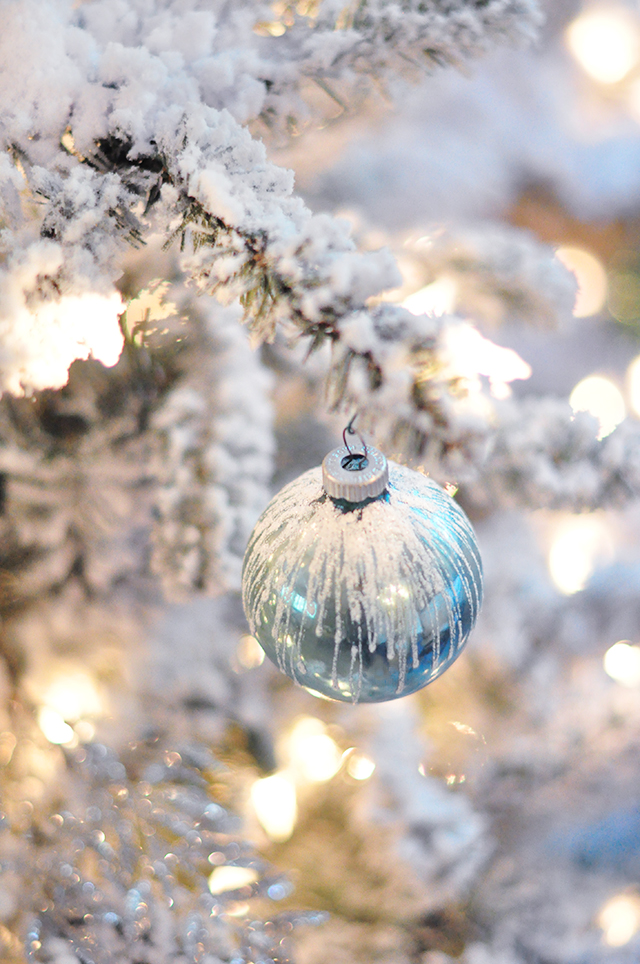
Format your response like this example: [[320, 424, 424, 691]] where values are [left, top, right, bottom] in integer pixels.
[[242, 440, 483, 703]]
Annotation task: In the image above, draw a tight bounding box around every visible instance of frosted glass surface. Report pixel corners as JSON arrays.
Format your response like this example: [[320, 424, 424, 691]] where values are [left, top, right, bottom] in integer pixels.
[[242, 461, 483, 703]]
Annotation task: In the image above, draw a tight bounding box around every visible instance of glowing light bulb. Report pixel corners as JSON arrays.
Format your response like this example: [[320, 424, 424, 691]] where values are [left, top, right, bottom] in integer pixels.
[[250, 773, 297, 841], [402, 277, 457, 317], [345, 750, 376, 781], [548, 515, 614, 595], [208, 865, 259, 895], [598, 893, 640, 946], [566, 6, 640, 85], [570, 375, 625, 439], [555, 246, 608, 317], [286, 717, 342, 783], [604, 641, 640, 686]]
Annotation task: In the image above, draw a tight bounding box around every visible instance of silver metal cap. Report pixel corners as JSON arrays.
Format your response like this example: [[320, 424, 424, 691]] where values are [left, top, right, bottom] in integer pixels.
[[322, 445, 389, 502]]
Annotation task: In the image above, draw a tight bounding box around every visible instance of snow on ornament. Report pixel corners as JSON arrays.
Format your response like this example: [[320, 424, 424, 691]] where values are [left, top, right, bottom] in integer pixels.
[[241, 426, 483, 703]]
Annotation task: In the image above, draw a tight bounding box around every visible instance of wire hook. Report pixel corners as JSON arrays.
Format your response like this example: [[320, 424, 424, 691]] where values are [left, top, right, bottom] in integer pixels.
[[342, 414, 368, 470]]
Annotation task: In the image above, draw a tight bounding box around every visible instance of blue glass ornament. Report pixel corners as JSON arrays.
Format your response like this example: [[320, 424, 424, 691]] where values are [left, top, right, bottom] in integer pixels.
[[242, 444, 482, 703]]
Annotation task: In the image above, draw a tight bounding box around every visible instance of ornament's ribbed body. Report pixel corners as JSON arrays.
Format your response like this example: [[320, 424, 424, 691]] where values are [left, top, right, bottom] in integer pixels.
[[242, 460, 483, 703]]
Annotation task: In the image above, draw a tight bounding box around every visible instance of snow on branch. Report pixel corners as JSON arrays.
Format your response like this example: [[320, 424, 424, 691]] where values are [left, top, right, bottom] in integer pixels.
[[6, 0, 637, 533]]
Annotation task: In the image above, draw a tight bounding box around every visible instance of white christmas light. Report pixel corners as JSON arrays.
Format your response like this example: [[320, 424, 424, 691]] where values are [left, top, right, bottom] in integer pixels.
[[345, 751, 376, 781], [569, 375, 626, 439], [566, 6, 640, 85], [604, 641, 640, 687], [555, 246, 607, 317], [236, 634, 265, 669], [548, 515, 614, 595], [627, 355, 640, 417], [42, 671, 103, 723], [286, 717, 342, 783], [208, 865, 259, 895], [250, 773, 297, 841], [441, 322, 531, 398], [598, 893, 640, 946], [37, 707, 75, 745], [402, 276, 457, 317]]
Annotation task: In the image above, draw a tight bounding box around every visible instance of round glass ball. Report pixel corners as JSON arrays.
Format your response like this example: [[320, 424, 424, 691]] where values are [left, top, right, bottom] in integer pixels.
[[242, 459, 483, 703]]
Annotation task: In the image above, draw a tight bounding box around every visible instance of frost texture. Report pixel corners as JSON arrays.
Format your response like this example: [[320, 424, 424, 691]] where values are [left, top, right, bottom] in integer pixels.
[[152, 300, 274, 596], [242, 459, 482, 701], [0, 734, 320, 964], [0, 0, 540, 396], [406, 222, 578, 329]]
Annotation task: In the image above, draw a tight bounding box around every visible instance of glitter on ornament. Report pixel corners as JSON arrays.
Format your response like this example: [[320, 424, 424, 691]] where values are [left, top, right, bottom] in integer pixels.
[[242, 436, 483, 703]]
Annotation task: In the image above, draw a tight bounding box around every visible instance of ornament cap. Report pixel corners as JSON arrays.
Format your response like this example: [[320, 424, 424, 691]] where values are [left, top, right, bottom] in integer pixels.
[[322, 445, 389, 502]]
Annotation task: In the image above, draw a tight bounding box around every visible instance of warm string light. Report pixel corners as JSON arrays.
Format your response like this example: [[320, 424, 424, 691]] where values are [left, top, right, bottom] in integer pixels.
[[236, 634, 265, 669], [37, 669, 104, 746], [626, 355, 640, 416], [248, 716, 376, 840], [569, 375, 626, 439], [208, 865, 259, 895], [250, 773, 298, 842], [555, 246, 608, 317], [402, 276, 458, 317], [547, 514, 614, 595], [566, 5, 640, 85], [603, 641, 640, 686], [597, 893, 640, 946]]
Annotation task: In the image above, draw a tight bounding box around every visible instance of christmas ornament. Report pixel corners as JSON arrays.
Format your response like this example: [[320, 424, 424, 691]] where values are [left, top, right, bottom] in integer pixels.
[[242, 427, 483, 703]]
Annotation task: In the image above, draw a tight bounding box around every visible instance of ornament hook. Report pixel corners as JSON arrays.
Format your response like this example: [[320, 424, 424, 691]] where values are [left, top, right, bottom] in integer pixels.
[[342, 414, 368, 470]]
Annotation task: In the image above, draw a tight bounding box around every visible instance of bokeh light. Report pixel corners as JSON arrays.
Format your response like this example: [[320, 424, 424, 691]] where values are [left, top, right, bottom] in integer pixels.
[[236, 634, 265, 669], [344, 750, 376, 781], [548, 515, 614, 594], [42, 670, 103, 723], [598, 893, 640, 946], [441, 322, 531, 398], [566, 6, 640, 85], [250, 773, 297, 841], [208, 865, 259, 895], [569, 375, 626, 439], [286, 716, 342, 783], [402, 276, 457, 316], [604, 641, 640, 686], [626, 355, 640, 417], [37, 707, 75, 745], [555, 246, 607, 317]]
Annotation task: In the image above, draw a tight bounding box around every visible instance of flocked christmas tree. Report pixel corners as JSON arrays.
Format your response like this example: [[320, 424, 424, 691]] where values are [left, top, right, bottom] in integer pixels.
[[4, 0, 640, 961]]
